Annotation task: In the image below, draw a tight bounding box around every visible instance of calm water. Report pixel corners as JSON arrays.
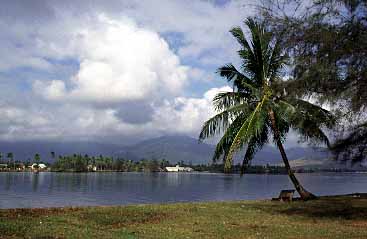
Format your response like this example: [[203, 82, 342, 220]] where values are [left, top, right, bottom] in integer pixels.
[[0, 172, 366, 208]]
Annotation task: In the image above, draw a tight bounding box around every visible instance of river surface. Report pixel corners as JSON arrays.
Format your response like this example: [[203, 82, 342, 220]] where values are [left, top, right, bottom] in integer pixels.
[[0, 172, 366, 208]]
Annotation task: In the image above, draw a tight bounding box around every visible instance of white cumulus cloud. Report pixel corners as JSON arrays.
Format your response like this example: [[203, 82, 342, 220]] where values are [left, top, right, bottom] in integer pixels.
[[34, 15, 188, 103], [152, 86, 232, 135]]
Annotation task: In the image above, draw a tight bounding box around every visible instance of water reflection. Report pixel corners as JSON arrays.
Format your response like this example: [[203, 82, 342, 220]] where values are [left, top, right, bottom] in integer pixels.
[[31, 173, 39, 192], [4, 173, 13, 191], [0, 172, 366, 208]]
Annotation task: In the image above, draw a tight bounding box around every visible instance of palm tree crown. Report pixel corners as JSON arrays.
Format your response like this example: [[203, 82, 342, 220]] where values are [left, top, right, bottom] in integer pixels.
[[199, 18, 335, 200]]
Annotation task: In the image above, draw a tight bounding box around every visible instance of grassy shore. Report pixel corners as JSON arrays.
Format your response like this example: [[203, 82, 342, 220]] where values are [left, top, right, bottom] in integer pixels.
[[1, 196, 367, 239]]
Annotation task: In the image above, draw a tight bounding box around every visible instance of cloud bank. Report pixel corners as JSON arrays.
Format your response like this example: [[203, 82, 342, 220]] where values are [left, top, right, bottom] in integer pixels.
[[0, 0, 255, 144]]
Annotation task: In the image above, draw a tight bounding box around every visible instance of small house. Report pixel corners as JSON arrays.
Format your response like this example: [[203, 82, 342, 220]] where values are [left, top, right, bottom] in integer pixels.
[[165, 165, 193, 172], [0, 164, 8, 171], [87, 165, 97, 171], [30, 163, 47, 170]]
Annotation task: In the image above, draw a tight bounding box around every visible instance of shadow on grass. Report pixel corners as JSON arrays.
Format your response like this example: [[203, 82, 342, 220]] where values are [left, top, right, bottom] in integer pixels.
[[259, 195, 367, 220]]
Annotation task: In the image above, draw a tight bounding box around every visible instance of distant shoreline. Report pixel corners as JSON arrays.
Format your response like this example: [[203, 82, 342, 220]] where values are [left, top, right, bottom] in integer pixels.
[[1, 170, 367, 174]]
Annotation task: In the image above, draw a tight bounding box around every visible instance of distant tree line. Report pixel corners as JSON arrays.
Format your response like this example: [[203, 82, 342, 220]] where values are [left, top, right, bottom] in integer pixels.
[[0, 151, 292, 174], [50, 155, 293, 174], [51, 154, 172, 172], [0, 152, 28, 170], [0, 151, 365, 174], [0, 151, 49, 171]]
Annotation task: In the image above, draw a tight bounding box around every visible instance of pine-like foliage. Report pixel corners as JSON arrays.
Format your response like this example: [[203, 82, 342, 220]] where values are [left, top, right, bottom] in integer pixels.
[[261, 0, 367, 162]]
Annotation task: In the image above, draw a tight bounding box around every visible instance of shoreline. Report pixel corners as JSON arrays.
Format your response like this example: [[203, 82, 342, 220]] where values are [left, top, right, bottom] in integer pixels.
[[2, 170, 367, 174], [1, 193, 366, 210]]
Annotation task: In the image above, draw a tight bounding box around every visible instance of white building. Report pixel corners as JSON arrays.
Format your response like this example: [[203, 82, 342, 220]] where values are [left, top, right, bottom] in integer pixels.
[[39, 163, 47, 169], [87, 165, 97, 171], [30, 163, 47, 170], [0, 164, 8, 171], [165, 165, 193, 172]]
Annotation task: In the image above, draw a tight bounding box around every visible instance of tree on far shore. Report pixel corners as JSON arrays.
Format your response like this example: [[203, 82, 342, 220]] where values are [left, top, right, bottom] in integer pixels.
[[51, 151, 55, 160], [34, 153, 41, 164], [7, 152, 14, 169]]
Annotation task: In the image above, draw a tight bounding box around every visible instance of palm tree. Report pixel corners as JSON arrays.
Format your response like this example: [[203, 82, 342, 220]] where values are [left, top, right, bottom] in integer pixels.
[[7, 152, 14, 170], [34, 153, 41, 164], [199, 18, 335, 200]]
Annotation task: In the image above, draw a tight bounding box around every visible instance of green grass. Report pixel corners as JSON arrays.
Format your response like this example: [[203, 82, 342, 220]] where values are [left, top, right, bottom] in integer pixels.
[[1, 196, 367, 238]]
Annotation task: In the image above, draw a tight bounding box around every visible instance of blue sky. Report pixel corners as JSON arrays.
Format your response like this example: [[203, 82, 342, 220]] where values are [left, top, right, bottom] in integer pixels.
[[0, 0, 303, 147]]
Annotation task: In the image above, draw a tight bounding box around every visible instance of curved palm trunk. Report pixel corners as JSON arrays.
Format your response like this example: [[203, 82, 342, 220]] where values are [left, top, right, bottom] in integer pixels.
[[268, 109, 316, 201]]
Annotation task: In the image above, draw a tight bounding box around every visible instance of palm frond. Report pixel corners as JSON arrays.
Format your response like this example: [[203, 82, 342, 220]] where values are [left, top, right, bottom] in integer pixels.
[[216, 64, 259, 95], [245, 18, 266, 83], [213, 91, 254, 112], [199, 103, 250, 141], [224, 95, 269, 170], [240, 125, 269, 175], [266, 39, 288, 82], [212, 114, 246, 163], [230, 27, 253, 54]]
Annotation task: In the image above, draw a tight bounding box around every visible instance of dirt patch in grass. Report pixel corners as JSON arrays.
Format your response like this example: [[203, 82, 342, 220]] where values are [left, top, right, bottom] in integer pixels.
[[226, 221, 268, 230], [78, 208, 170, 228], [26, 237, 61, 239], [346, 220, 367, 228], [109, 212, 169, 228], [0, 207, 81, 219], [244, 223, 268, 230]]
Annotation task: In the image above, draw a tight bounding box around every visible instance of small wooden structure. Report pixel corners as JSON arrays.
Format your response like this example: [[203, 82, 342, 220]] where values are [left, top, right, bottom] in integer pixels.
[[278, 190, 295, 202]]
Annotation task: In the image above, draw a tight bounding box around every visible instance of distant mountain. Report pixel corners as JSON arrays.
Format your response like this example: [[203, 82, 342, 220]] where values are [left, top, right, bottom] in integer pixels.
[[0, 141, 121, 162], [254, 146, 331, 165], [116, 135, 215, 164], [0, 136, 335, 167], [285, 156, 366, 170], [115, 135, 331, 165]]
